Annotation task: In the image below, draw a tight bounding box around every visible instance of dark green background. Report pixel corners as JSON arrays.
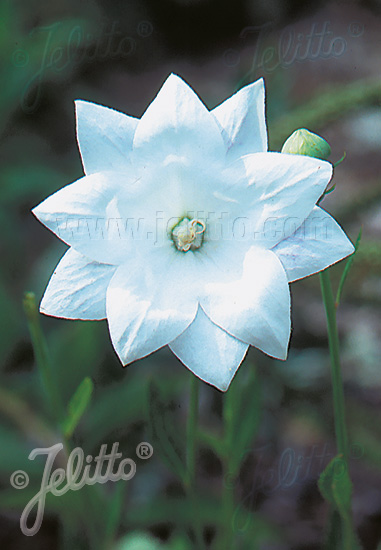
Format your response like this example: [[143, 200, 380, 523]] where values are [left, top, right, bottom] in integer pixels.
[[1, 0, 381, 548]]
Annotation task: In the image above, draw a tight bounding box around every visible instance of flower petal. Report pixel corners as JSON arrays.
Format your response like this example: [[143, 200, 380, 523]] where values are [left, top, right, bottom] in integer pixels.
[[169, 306, 249, 391], [40, 248, 116, 320], [132, 74, 225, 166], [75, 100, 138, 175], [223, 152, 333, 248], [106, 249, 198, 365], [32, 171, 139, 265], [212, 78, 267, 159], [272, 206, 355, 282], [201, 247, 291, 359]]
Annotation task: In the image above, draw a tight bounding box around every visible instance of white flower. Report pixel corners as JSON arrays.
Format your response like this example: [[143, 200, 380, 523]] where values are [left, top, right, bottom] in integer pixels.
[[32, 74, 354, 391]]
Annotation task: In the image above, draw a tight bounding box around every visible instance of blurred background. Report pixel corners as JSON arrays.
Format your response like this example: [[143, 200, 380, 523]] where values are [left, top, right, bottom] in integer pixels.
[[0, 0, 381, 548]]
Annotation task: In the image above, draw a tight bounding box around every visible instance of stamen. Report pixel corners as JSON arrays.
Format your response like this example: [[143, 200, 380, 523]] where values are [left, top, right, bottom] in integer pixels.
[[172, 218, 206, 252]]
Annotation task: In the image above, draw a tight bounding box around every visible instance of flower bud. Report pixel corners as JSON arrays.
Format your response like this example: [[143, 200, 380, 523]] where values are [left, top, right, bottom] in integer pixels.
[[281, 128, 331, 160]]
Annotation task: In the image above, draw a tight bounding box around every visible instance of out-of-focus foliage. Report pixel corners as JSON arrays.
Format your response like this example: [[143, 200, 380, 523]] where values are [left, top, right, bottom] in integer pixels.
[[1, 0, 381, 549]]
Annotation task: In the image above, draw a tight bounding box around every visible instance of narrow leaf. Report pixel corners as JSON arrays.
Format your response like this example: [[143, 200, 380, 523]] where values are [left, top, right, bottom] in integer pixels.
[[62, 377, 93, 438]]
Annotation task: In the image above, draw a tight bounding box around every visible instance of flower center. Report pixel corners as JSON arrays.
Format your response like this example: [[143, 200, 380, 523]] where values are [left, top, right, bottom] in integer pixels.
[[171, 218, 206, 252]]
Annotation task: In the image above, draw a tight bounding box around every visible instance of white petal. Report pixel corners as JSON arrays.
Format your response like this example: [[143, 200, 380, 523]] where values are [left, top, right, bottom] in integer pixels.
[[201, 247, 291, 360], [32, 172, 139, 265], [272, 206, 355, 282], [212, 78, 267, 159], [224, 152, 333, 248], [169, 306, 249, 391], [132, 74, 225, 166], [106, 249, 198, 365], [75, 100, 138, 175], [40, 248, 116, 320]]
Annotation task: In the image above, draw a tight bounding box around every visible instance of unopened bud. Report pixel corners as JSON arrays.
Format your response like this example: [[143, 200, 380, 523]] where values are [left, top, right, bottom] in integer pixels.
[[281, 128, 331, 160]]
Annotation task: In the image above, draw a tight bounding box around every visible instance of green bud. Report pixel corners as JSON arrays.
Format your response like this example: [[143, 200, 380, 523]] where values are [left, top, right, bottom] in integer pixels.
[[281, 128, 331, 160]]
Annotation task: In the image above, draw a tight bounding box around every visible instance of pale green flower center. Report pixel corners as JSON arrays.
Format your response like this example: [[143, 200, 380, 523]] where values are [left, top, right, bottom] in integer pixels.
[[171, 217, 206, 252]]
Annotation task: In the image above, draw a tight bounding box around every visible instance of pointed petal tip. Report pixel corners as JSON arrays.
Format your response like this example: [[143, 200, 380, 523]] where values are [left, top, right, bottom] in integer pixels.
[[74, 99, 91, 112], [348, 241, 356, 256], [215, 380, 230, 392], [253, 76, 265, 88], [167, 72, 186, 83], [161, 73, 197, 96], [261, 345, 288, 362], [183, 364, 232, 392], [31, 203, 43, 221]]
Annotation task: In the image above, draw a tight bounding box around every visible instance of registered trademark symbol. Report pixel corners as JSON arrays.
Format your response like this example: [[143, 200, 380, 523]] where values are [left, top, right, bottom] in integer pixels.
[[136, 442, 153, 459], [348, 22, 364, 38], [137, 21, 153, 38]]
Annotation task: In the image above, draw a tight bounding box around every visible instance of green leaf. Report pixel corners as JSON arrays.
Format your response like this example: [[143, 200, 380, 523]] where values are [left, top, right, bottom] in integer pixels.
[[147, 380, 186, 481], [318, 455, 352, 519], [61, 377, 93, 438], [335, 227, 362, 308], [318, 455, 362, 549]]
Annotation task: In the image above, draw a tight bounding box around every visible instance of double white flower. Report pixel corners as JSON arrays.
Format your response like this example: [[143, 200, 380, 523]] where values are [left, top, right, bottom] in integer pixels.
[[33, 74, 354, 391]]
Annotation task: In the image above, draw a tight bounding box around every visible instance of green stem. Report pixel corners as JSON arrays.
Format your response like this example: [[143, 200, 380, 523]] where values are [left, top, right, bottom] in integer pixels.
[[320, 269, 359, 549], [319, 270, 349, 460], [185, 375, 205, 549]]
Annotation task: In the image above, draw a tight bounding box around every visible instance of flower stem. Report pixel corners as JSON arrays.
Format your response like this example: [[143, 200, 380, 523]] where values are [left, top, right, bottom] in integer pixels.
[[320, 269, 359, 548], [185, 375, 205, 549], [319, 270, 349, 460]]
